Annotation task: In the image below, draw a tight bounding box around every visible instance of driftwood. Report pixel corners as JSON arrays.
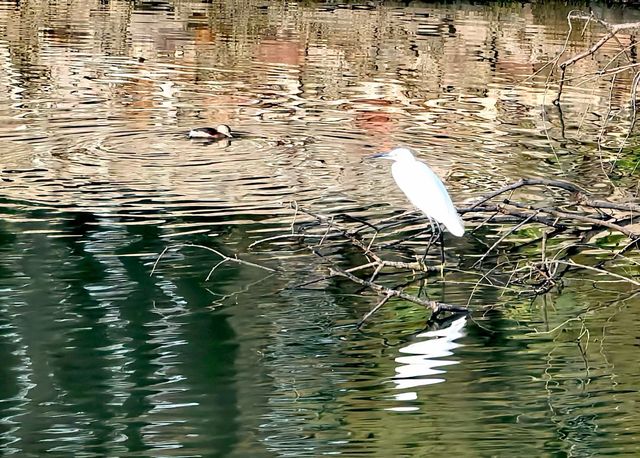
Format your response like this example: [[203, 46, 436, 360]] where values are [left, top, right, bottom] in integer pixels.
[[250, 179, 639, 327]]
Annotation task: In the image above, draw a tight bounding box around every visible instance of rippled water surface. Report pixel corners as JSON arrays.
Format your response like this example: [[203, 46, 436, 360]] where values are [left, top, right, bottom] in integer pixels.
[[1, 1, 640, 456]]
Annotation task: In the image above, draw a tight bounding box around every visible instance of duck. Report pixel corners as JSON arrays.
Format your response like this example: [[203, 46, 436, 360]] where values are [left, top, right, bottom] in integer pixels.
[[188, 124, 233, 140]]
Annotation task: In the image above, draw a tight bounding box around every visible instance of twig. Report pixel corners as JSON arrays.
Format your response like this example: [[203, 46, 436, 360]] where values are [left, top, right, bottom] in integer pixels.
[[286, 275, 333, 290], [548, 259, 640, 287], [150, 243, 276, 278], [317, 216, 335, 246], [503, 199, 638, 238], [248, 233, 335, 249], [520, 9, 579, 85], [187, 243, 277, 272], [580, 198, 640, 213], [473, 211, 539, 268], [555, 12, 640, 103], [462, 203, 565, 229], [150, 246, 170, 276], [467, 178, 586, 209], [206, 260, 227, 281], [357, 292, 393, 329], [596, 74, 618, 186], [290, 201, 299, 234]]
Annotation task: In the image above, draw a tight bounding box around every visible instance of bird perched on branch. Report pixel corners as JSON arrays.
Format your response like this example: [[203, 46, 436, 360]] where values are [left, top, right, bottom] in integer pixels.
[[370, 147, 465, 237]]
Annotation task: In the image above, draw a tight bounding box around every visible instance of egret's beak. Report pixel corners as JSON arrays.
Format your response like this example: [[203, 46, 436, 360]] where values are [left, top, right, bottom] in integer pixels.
[[225, 132, 233, 138], [367, 152, 391, 160]]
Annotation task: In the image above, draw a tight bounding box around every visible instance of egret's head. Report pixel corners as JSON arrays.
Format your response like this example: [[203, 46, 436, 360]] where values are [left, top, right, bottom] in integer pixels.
[[216, 124, 233, 138], [369, 147, 416, 162]]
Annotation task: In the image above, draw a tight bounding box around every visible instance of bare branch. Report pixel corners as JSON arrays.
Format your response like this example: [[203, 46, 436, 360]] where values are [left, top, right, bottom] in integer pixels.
[[467, 178, 586, 209], [151, 243, 277, 279], [473, 211, 540, 268], [555, 12, 640, 103], [329, 264, 469, 316], [357, 292, 393, 329]]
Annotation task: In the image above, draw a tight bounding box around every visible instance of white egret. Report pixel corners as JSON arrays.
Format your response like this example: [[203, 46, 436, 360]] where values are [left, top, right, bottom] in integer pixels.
[[370, 147, 465, 238]]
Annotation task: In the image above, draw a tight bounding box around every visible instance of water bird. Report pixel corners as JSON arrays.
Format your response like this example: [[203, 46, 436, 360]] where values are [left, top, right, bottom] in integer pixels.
[[370, 147, 465, 238], [188, 124, 233, 140]]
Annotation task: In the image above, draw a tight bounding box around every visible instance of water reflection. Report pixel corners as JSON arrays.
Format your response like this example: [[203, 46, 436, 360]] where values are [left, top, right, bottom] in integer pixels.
[[390, 315, 467, 411]]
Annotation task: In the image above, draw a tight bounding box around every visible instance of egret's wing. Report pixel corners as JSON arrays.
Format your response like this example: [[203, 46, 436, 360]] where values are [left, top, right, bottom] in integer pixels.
[[391, 160, 465, 236]]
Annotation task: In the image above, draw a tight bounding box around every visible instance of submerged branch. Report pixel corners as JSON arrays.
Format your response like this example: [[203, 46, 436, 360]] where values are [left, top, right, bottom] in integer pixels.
[[150, 243, 277, 279]]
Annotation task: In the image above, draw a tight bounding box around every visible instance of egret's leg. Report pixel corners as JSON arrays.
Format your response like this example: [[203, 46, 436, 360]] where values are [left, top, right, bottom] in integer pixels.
[[439, 229, 446, 276], [417, 278, 427, 298], [421, 218, 441, 262]]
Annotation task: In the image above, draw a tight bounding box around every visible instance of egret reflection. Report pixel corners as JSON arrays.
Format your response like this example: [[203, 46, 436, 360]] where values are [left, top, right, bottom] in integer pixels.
[[388, 315, 467, 411]]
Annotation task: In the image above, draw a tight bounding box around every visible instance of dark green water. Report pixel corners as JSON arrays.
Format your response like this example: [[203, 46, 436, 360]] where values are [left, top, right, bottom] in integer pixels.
[[1, 0, 639, 456]]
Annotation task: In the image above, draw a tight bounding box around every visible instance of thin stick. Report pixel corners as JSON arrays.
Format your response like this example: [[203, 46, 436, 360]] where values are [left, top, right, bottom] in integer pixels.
[[369, 263, 385, 283], [549, 259, 640, 286], [580, 198, 640, 213], [520, 9, 579, 85], [317, 216, 334, 246], [249, 233, 333, 249], [187, 243, 277, 272], [468, 178, 586, 209], [287, 275, 333, 290], [205, 260, 227, 281], [357, 293, 393, 329], [472, 212, 539, 268], [290, 201, 299, 234], [150, 246, 170, 276], [595, 74, 617, 187]]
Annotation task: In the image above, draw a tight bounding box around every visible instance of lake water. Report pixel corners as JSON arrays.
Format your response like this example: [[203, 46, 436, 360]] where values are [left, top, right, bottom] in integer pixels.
[[1, 1, 639, 456]]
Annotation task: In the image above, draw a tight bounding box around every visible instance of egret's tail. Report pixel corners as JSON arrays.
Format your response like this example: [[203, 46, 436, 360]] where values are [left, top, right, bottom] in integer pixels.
[[443, 215, 465, 237]]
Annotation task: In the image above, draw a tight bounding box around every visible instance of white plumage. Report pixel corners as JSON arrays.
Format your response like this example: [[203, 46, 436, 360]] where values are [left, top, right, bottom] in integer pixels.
[[372, 147, 465, 237]]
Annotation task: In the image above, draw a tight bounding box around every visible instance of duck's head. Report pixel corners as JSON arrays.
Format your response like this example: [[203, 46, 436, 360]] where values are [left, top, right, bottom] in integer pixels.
[[215, 124, 232, 138]]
